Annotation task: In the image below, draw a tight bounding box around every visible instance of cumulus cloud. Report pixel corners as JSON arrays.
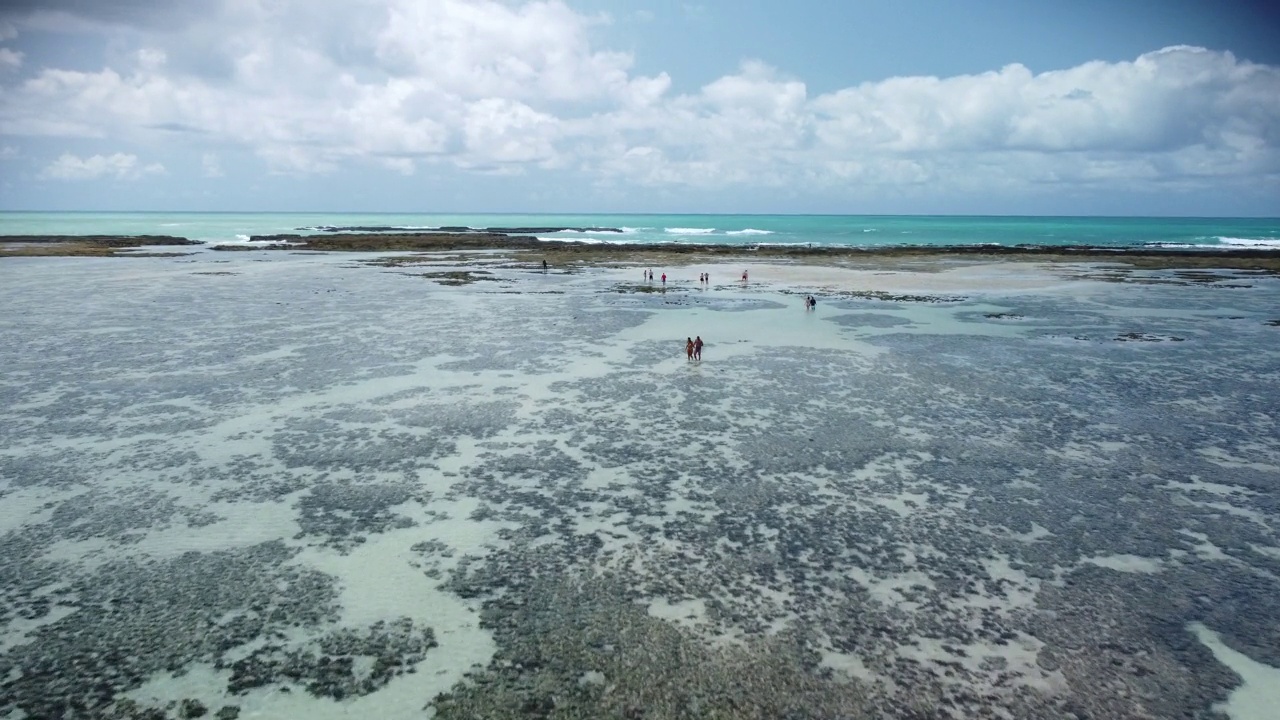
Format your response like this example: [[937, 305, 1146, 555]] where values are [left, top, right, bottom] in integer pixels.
[[373, 0, 645, 103], [806, 46, 1276, 157], [463, 98, 559, 165], [0, 47, 21, 70], [41, 152, 164, 180], [0, 0, 1276, 200], [0, 0, 670, 174], [595, 45, 1280, 192], [201, 152, 222, 178]]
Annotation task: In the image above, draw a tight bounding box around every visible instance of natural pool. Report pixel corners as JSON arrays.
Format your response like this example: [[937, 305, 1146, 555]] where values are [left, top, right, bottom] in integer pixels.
[[1, 250, 1278, 719]]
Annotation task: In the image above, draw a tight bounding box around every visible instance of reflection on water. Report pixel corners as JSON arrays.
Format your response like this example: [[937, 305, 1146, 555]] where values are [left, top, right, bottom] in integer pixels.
[[1, 254, 1278, 719]]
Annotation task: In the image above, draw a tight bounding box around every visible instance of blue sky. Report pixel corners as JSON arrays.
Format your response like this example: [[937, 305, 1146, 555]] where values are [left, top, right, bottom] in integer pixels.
[[0, 0, 1277, 215]]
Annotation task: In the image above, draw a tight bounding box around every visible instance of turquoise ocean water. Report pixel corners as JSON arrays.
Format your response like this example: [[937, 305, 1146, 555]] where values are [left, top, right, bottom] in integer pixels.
[[2, 212, 1279, 249]]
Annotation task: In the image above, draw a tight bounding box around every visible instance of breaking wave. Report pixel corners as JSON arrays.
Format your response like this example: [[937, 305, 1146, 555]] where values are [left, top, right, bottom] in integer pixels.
[[1215, 236, 1280, 248]]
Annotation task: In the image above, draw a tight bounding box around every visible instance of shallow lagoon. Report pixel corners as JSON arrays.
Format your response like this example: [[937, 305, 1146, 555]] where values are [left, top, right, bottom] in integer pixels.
[[1, 250, 1279, 719]]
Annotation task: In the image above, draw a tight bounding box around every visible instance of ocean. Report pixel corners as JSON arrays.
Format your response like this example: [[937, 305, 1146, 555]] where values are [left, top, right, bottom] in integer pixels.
[[2, 211, 1279, 249]]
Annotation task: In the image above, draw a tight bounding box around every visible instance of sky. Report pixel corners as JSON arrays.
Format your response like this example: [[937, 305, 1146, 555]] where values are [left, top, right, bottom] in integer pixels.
[[0, 0, 1278, 215]]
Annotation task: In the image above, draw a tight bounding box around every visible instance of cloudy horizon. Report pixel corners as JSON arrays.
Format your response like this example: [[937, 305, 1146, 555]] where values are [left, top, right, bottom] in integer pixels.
[[1, 0, 1278, 216]]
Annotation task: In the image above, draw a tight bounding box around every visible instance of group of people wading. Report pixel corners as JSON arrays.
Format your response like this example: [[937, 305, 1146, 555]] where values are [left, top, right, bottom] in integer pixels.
[[637, 268, 817, 363]]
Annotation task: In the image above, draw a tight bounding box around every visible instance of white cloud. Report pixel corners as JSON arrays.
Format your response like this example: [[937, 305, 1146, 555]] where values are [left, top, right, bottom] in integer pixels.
[[602, 45, 1280, 193], [136, 47, 166, 71], [807, 46, 1280, 159], [40, 152, 165, 180], [379, 156, 416, 175], [463, 98, 559, 165], [201, 152, 222, 177], [374, 0, 642, 103], [0, 47, 21, 70], [255, 145, 339, 176], [0, 1, 1275, 201]]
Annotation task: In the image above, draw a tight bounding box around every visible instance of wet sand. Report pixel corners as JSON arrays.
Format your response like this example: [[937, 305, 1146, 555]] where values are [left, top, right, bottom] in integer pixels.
[[1, 247, 1278, 719]]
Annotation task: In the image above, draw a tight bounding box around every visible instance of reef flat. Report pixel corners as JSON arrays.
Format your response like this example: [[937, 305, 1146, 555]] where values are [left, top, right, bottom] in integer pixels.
[[1, 249, 1278, 719], [0, 235, 199, 257], [7, 230, 1280, 273], [218, 232, 1280, 272]]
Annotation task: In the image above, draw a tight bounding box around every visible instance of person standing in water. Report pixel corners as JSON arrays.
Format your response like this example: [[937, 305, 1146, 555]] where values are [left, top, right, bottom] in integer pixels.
[[694, 336, 703, 360], [686, 337, 694, 360]]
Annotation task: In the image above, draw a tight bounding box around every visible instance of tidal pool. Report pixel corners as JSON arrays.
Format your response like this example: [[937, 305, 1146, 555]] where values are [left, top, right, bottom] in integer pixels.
[[1, 251, 1278, 719]]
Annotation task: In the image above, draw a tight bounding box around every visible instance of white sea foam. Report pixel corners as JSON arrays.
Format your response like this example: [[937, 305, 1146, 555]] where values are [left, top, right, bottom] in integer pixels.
[[1216, 236, 1280, 248], [536, 235, 631, 245], [725, 229, 773, 236], [211, 233, 303, 246], [665, 227, 716, 235]]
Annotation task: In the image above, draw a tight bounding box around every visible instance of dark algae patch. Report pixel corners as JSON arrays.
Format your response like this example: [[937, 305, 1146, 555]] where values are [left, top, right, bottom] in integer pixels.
[[432, 574, 883, 720], [225, 619, 437, 699], [418, 270, 502, 286], [830, 289, 968, 304], [0, 542, 340, 718], [1114, 332, 1187, 342]]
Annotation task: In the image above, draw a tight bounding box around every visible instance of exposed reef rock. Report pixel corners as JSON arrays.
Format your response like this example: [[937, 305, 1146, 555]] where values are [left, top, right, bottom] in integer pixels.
[[0, 235, 200, 257], [0, 235, 197, 247], [302, 225, 624, 234]]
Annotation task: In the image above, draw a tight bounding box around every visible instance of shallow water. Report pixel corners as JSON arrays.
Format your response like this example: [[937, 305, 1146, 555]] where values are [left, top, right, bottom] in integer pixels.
[[1, 251, 1278, 719]]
